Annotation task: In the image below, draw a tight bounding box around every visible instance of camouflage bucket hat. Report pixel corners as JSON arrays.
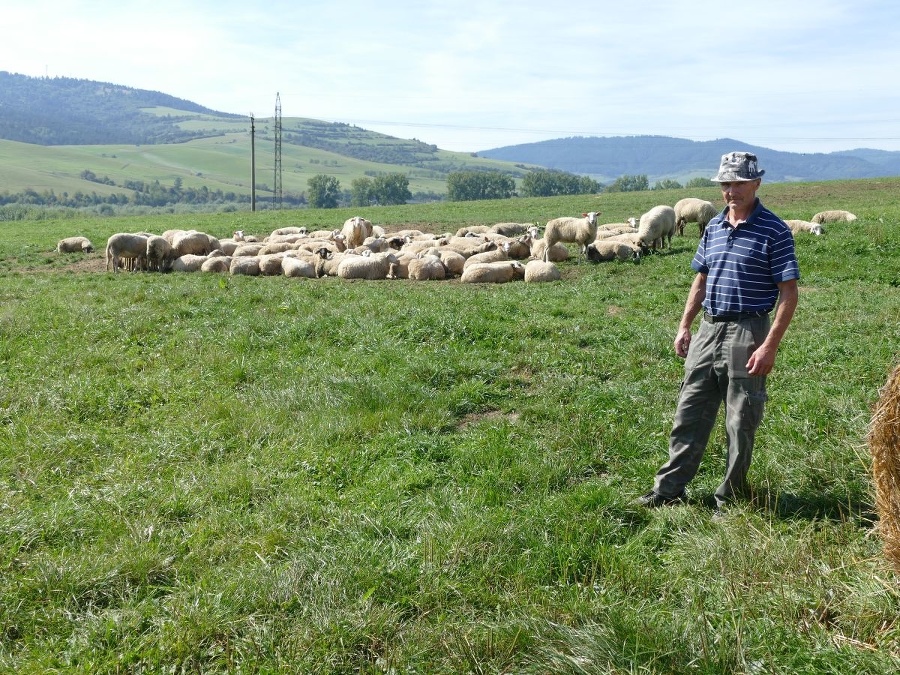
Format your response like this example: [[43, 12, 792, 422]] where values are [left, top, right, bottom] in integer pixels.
[[711, 151, 765, 182]]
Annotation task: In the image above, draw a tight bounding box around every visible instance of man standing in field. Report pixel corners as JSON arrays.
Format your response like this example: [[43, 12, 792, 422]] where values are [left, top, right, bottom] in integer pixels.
[[635, 151, 800, 518]]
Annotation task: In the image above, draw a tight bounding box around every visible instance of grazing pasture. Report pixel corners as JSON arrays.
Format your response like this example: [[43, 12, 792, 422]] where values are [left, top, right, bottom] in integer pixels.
[[1, 180, 899, 672]]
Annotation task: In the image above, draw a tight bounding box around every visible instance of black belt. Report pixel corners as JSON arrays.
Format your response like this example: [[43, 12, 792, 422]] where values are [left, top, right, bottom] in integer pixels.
[[703, 312, 769, 323]]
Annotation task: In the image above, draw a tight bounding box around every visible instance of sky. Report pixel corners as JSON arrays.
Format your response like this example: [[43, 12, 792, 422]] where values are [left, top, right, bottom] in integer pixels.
[[4, 0, 900, 154]]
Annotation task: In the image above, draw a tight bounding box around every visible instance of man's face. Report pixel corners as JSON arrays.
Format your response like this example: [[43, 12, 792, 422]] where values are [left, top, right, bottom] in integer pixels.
[[720, 179, 760, 214]]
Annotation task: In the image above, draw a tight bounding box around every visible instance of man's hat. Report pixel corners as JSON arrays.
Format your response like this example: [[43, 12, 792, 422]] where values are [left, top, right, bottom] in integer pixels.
[[712, 151, 765, 182]]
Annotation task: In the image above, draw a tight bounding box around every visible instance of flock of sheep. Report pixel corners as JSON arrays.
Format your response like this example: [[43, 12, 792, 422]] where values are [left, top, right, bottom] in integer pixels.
[[55, 204, 857, 284]]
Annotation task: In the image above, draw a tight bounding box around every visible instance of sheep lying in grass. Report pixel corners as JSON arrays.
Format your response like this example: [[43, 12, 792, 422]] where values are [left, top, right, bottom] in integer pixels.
[[463, 242, 511, 269], [523, 259, 561, 282], [586, 240, 642, 263], [337, 251, 398, 280], [106, 233, 149, 273], [490, 222, 535, 237], [282, 255, 317, 279], [674, 197, 718, 236], [230, 257, 261, 276], [57, 236, 94, 253], [200, 256, 232, 273], [408, 255, 447, 281], [171, 254, 209, 273], [812, 210, 857, 224], [542, 211, 600, 261], [530, 238, 570, 263], [438, 250, 466, 277], [460, 260, 526, 284], [637, 205, 676, 251], [785, 219, 824, 236]]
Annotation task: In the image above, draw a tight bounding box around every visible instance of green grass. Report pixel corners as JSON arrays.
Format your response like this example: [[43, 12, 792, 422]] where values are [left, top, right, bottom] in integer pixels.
[[0, 113, 530, 200], [1, 181, 899, 672]]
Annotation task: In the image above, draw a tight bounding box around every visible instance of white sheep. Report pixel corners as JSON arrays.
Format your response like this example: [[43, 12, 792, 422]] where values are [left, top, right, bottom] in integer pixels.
[[270, 226, 308, 237], [171, 254, 208, 273], [337, 250, 398, 280], [490, 222, 535, 237], [785, 219, 824, 236], [438, 250, 466, 277], [232, 243, 265, 257], [230, 257, 261, 276], [313, 248, 350, 278], [811, 210, 857, 224], [340, 216, 374, 248], [463, 242, 511, 269], [530, 238, 570, 263], [637, 205, 677, 251], [105, 233, 149, 273], [674, 198, 718, 236], [282, 255, 317, 279], [460, 260, 526, 284], [258, 253, 287, 276], [200, 256, 232, 273], [542, 211, 601, 261], [57, 236, 94, 253], [172, 230, 215, 257], [455, 225, 492, 237], [146, 235, 176, 272], [586, 240, 641, 263], [408, 255, 447, 281], [523, 259, 561, 282]]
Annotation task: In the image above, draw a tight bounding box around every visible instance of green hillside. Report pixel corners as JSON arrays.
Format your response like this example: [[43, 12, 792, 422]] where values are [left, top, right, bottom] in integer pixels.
[[0, 110, 531, 201]]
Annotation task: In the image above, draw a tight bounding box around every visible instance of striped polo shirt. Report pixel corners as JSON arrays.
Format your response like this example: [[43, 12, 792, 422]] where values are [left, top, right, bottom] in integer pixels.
[[691, 199, 800, 316]]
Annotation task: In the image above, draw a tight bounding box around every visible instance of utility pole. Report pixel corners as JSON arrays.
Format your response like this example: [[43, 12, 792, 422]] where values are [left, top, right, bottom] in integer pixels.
[[250, 113, 256, 212], [274, 93, 283, 209]]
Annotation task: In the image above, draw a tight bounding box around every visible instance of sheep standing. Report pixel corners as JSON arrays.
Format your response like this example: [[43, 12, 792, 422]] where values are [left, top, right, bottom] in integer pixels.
[[542, 211, 600, 261], [57, 236, 94, 253], [637, 205, 677, 251], [172, 230, 216, 257], [105, 233, 149, 273], [674, 198, 718, 236], [146, 235, 176, 272], [811, 210, 857, 224], [340, 216, 374, 248]]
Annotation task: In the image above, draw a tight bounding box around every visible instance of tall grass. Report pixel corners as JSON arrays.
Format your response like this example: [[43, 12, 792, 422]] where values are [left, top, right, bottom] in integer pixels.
[[1, 180, 899, 672]]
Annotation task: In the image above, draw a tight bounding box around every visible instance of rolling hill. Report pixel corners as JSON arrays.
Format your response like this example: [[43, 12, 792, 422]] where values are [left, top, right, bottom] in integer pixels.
[[3, 70, 900, 207], [0, 72, 533, 202], [476, 136, 900, 184]]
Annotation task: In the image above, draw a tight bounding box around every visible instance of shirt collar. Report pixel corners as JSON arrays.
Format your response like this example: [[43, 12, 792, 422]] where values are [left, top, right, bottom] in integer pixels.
[[719, 198, 762, 231]]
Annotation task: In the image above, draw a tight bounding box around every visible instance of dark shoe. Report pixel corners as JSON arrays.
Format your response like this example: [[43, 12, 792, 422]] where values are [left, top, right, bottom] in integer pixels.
[[633, 489, 686, 508], [711, 507, 727, 522]]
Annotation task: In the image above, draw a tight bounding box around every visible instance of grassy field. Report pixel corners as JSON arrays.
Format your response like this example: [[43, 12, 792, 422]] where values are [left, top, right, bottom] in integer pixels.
[[0, 112, 528, 200], [1, 180, 899, 672]]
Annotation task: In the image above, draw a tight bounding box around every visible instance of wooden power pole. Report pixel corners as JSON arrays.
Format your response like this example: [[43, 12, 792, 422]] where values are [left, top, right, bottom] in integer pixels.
[[250, 113, 256, 212]]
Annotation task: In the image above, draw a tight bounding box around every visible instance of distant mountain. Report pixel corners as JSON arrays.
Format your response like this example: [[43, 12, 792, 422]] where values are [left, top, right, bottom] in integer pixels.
[[477, 135, 900, 183], [0, 71, 243, 146]]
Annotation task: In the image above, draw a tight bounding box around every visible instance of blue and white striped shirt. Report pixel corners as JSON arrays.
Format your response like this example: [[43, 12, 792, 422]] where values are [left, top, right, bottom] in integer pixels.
[[691, 199, 800, 316]]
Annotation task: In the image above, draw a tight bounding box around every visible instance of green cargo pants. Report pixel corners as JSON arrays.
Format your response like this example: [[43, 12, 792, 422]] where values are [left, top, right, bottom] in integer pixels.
[[653, 314, 770, 507]]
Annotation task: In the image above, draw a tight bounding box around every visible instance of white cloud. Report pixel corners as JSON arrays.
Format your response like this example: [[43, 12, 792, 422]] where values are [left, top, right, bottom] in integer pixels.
[[3, 0, 900, 152]]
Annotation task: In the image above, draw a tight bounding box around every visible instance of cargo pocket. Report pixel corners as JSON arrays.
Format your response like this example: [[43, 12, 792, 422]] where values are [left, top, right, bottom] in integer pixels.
[[740, 384, 768, 430]]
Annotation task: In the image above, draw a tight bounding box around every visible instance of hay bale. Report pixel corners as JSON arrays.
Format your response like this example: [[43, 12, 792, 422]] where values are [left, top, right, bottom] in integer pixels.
[[870, 363, 900, 571]]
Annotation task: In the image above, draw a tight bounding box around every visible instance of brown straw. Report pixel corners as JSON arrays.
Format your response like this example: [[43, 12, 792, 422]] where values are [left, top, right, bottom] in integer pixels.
[[870, 363, 900, 572]]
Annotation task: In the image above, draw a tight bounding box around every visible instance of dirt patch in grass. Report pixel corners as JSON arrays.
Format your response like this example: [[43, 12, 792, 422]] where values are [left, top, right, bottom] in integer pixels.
[[457, 409, 520, 430]]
